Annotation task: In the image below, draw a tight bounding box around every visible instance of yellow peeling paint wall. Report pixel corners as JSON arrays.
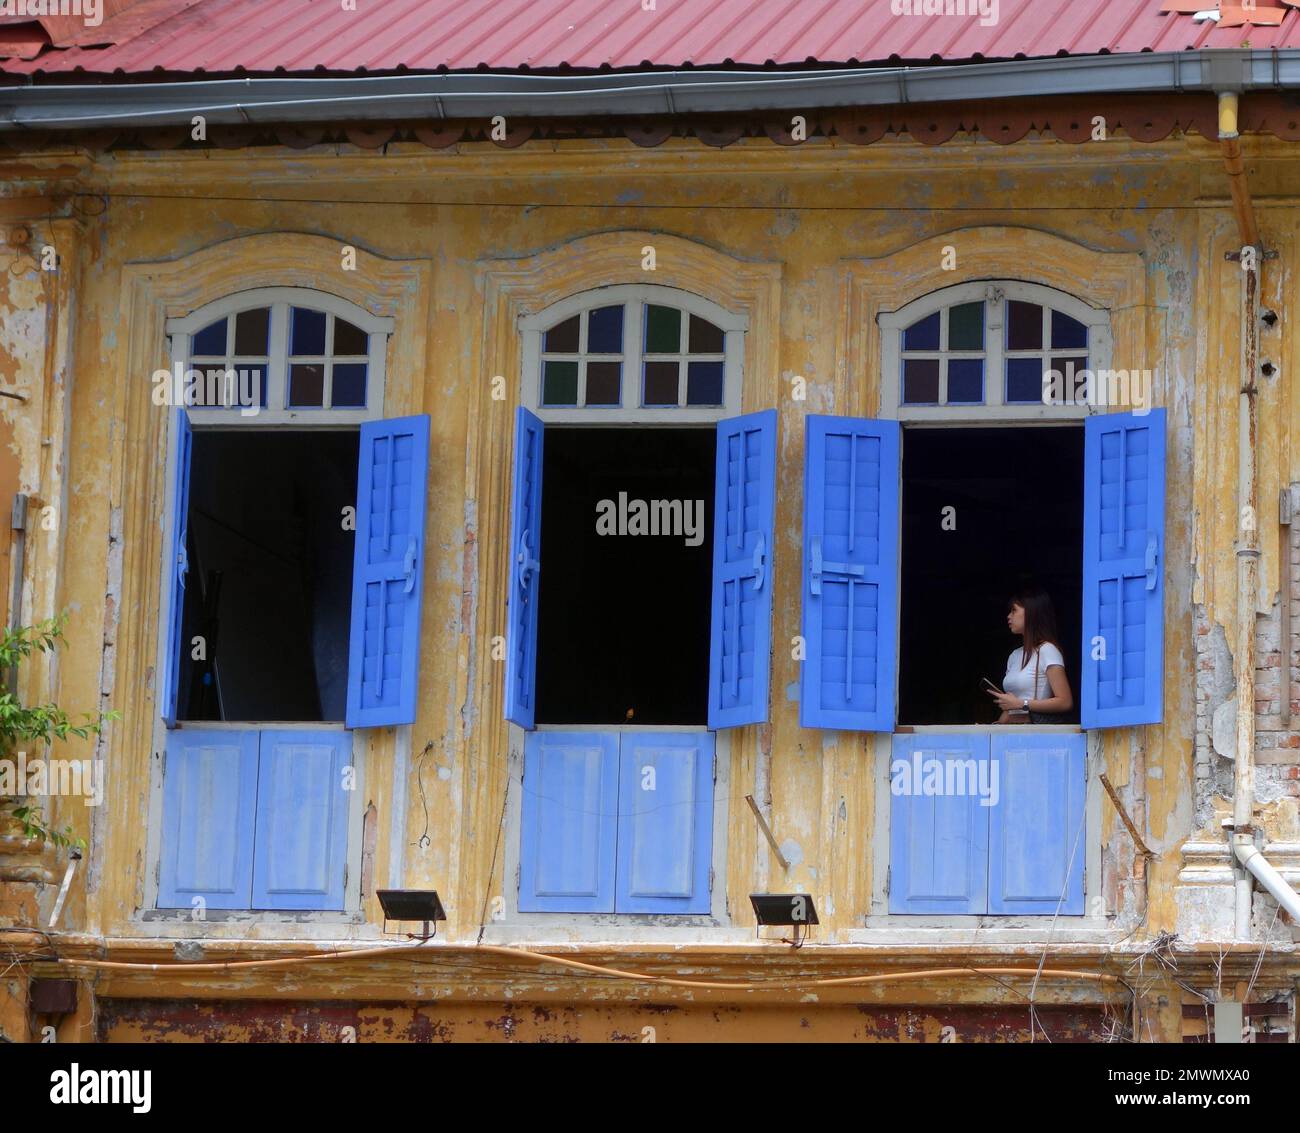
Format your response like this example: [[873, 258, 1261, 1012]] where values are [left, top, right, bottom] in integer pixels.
[[2, 126, 1298, 1038]]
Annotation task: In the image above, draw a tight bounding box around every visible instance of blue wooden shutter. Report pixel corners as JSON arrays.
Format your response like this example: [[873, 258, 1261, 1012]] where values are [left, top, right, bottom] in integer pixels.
[[345, 414, 431, 728], [1081, 409, 1166, 728], [161, 408, 193, 729], [988, 733, 1086, 915], [888, 735, 990, 914], [251, 730, 352, 911], [800, 415, 900, 731], [519, 731, 618, 912], [505, 408, 544, 729], [615, 732, 714, 914], [708, 409, 777, 729], [158, 728, 257, 909]]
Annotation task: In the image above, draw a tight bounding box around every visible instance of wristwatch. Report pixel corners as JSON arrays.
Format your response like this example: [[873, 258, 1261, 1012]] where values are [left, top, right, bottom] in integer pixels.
[[1021, 697, 1030, 712]]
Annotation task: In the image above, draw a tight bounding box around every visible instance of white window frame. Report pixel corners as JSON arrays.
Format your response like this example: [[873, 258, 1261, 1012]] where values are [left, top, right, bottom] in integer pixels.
[[520, 284, 745, 424], [880, 280, 1113, 422], [166, 286, 393, 427]]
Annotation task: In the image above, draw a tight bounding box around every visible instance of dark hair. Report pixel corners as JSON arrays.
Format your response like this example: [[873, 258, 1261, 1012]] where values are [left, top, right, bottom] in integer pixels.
[[1009, 585, 1060, 667]]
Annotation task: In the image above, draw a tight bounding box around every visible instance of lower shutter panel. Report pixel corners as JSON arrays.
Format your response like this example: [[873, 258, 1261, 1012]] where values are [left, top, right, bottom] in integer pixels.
[[616, 732, 714, 914], [988, 733, 1086, 915], [251, 730, 352, 911], [519, 731, 618, 912], [888, 734, 990, 914], [158, 728, 258, 909]]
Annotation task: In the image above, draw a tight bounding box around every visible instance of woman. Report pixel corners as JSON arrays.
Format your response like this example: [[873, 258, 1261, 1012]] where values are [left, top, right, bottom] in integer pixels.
[[986, 586, 1074, 723]]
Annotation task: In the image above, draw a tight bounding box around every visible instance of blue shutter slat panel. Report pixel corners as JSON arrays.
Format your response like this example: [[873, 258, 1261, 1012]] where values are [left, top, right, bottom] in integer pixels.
[[519, 731, 618, 912], [800, 415, 900, 731], [345, 414, 431, 728], [708, 409, 777, 729], [158, 728, 257, 909], [505, 408, 545, 729], [888, 734, 990, 914], [988, 733, 1086, 914], [161, 408, 193, 729], [615, 732, 714, 914], [1081, 409, 1166, 728], [251, 730, 351, 911]]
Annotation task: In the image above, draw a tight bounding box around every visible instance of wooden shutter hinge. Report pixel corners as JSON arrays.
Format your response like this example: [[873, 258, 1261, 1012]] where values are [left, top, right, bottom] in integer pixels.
[[708, 867, 714, 894], [712, 749, 717, 783], [885, 866, 891, 896]]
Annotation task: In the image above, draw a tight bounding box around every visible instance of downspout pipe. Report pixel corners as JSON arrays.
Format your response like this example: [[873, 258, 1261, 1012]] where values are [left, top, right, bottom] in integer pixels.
[[1218, 90, 1300, 935]]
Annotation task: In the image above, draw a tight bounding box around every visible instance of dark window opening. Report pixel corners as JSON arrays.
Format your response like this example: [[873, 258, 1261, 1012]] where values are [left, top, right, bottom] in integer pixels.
[[898, 425, 1084, 726], [178, 430, 359, 723], [535, 428, 715, 725]]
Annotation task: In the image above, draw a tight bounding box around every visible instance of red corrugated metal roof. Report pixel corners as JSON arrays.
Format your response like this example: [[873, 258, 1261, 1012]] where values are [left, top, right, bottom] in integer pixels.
[[3, 0, 1300, 76]]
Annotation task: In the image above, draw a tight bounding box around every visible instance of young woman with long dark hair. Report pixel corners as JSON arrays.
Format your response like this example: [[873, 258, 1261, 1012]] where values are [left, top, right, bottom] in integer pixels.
[[986, 585, 1074, 723]]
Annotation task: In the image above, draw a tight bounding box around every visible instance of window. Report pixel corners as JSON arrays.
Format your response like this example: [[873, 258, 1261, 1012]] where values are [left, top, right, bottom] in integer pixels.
[[881, 282, 1112, 419], [508, 286, 760, 916], [156, 288, 428, 913], [167, 287, 392, 425], [521, 284, 744, 423], [804, 280, 1164, 920]]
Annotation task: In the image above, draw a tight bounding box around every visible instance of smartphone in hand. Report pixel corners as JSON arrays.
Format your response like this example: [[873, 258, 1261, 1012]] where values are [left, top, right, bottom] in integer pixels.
[[980, 677, 1002, 694]]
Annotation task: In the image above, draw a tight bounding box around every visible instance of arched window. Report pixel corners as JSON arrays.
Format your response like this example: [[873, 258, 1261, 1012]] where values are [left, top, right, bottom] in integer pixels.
[[166, 287, 392, 424], [520, 284, 745, 422], [880, 281, 1113, 420]]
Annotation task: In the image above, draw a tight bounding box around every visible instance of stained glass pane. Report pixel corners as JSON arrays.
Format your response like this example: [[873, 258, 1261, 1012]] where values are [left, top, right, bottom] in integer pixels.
[[192, 318, 227, 357], [585, 361, 621, 406], [688, 316, 724, 354], [947, 358, 984, 403], [586, 306, 624, 354], [1006, 357, 1044, 403], [542, 360, 579, 405], [1050, 310, 1088, 350], [544, 315, 580, 353], [291, 307, 327, 355], [903, 312, 940, 351], [643, 361, 679, 405], [289, 363, 325, 407], [233, 308, 269, 355], [645, 306, 682, 353], [331, 363, 368, 408], [948, 302, 984, 350], [902, 358, 940, 404], [332, 318, 368, 356], [1006, 301, 1043, 351], [686, 361, 724, 405]]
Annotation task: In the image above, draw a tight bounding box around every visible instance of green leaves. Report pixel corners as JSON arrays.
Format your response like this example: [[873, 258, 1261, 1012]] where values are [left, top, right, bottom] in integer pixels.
[[0, 613, 112, 851]]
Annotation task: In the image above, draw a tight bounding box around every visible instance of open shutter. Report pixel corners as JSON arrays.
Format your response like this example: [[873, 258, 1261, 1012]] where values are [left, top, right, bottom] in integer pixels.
[[708, 409, 777, 729], [345, 414, 431, 728], [800, 415, 900, 730], [251, 730, 351, 911], [1081, 408, 1166, 728], [615, 732, 714, 914], [988, 733, 1086, 915], [161, 408, 193, 729], [519, 731, 618, 912], [888, 735, 990, 914], [158, 728, 257, 909], [505, 408, 544, 728]]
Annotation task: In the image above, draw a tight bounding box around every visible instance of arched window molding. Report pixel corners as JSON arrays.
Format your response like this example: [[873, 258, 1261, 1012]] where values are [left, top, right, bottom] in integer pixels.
[[880, 279, 1114, 421], [167, 286, 394, 425], [520, 283, 745, 422]]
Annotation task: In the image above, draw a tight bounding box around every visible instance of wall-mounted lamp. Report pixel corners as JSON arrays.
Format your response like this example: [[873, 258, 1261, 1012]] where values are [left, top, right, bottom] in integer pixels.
[[377, 889, 446, 940], [749, 893, 818, 948]]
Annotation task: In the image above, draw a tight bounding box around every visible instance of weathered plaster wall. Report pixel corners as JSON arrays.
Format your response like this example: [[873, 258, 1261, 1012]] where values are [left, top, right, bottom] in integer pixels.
[[2, 127, 1297, 1035]]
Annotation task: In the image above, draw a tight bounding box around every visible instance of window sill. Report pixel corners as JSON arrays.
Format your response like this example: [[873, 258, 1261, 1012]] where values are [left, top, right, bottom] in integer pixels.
[[852, 918, 1125, 945], [894, 724, 1083, 733]]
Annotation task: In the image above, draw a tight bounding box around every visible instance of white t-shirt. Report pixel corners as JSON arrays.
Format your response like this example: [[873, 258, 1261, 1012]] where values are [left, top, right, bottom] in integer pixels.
[[1003, 642, 1065, 705]]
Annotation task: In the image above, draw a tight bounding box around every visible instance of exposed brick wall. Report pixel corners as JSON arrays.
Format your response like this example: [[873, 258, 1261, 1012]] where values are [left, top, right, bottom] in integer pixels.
[[1193, 523, 1300, 828]]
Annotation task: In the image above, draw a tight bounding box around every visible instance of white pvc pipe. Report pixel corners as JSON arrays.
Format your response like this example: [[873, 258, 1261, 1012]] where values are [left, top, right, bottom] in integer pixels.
[[1233, 835, 1300, 923]]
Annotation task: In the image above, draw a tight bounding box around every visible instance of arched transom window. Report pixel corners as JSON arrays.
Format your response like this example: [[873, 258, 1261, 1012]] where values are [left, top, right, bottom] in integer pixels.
[[521, 284, 745, 422], [166, 286, 393, 425], [880, 281, 1113, 420]]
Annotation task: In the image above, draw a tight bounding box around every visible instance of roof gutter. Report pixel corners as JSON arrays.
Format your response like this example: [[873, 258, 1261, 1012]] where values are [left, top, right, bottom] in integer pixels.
[[0, 48, 1298, 131]]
